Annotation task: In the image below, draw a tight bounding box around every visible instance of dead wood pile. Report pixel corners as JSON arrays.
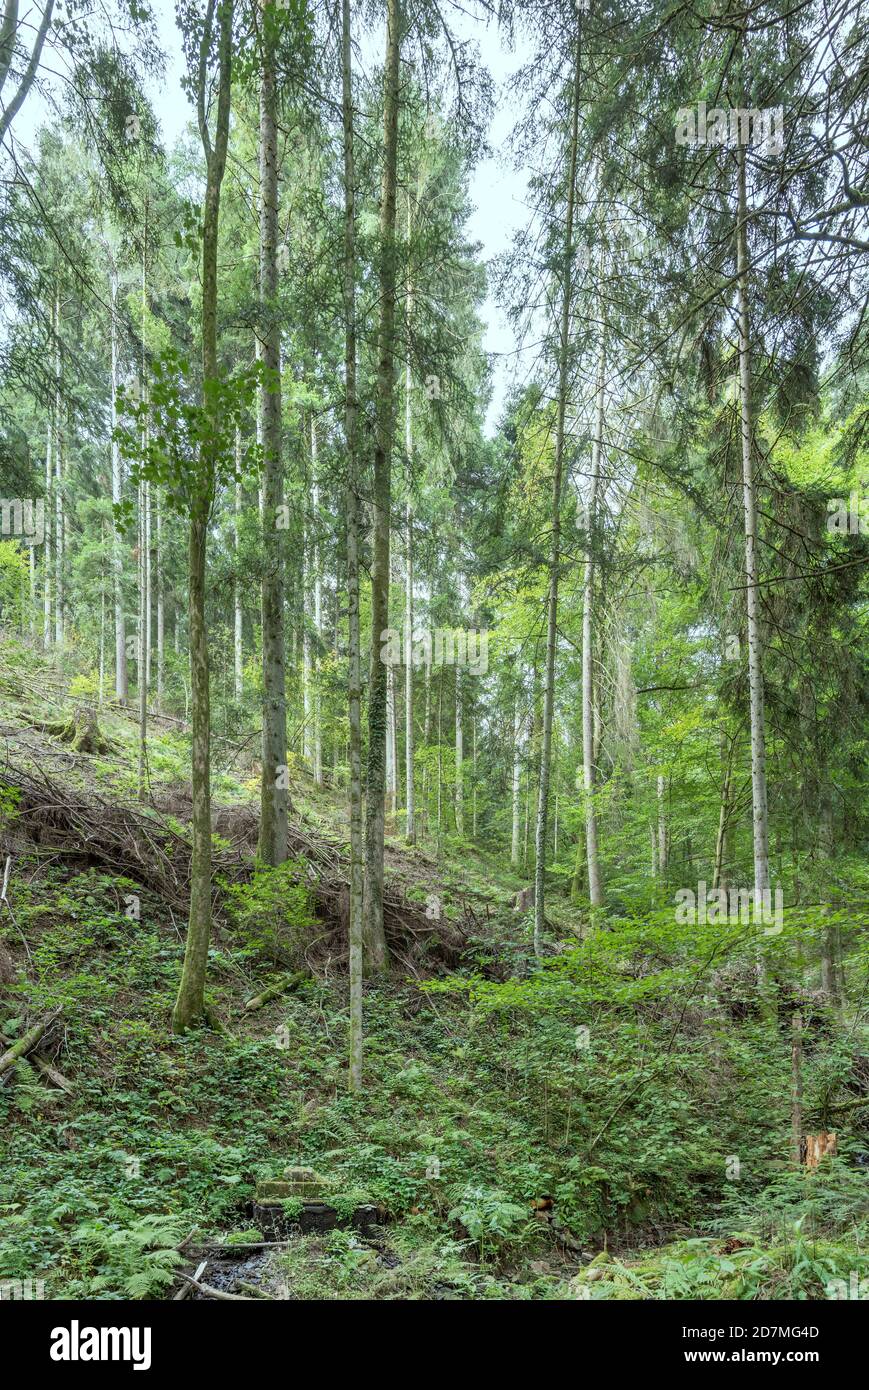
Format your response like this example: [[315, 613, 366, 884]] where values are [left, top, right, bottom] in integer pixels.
[[0, 761, 466, 970]]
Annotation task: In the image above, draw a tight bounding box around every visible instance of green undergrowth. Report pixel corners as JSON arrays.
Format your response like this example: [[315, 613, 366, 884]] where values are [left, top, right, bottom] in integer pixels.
[[0, 853, 866, 1299]]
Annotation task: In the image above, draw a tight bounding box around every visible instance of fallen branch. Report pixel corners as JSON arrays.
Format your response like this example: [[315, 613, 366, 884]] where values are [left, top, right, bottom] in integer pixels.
[[243, 972, 309, 1012], [178, 1273, 258, 1301], [0, 1031, 74, 1092], [236, 1281, 274, 1300], [174, 1260, 207, 1301], [0, 1008, 62, 1078]]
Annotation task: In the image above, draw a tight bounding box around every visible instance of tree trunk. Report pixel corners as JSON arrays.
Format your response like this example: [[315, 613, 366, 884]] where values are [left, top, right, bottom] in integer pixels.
[[404, 509, 415, 842], [511, 698, 523, 867], [137, 480, 149, 802], [404, 190, 416, 846], [472, 713, 477, 842], [53, 290, 63, 645], [110, 266, 128, 703], [533, 34, 581, 952], [137, 237, 150, 802], [583, 294, 605, 909], [712, 735, 734, 892], [791, 1012, 803, 1167], [156, 490, 165, 712], [386, 659, 397, 819], [257, 2, 289, 865], [455, 666, 464, 836], [656, 774, 667, 877], [42, 330, 52, 648], [233, 428, 243, 701], [342, 0, 364, 1089], [311, 417, 323, 788], [363, 0, 401, 972], [172, 0, 233, 1033], [736, 142, 770, 907]]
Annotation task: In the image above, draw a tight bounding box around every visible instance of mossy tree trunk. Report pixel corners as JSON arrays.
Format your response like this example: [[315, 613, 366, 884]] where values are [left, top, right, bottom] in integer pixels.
[[173, 0, 233, 1033]]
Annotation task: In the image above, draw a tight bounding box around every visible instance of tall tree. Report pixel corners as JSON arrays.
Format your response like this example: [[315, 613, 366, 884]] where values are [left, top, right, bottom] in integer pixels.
[[363, 0, 402, 973], [257, 0, 290, 865], [341, 0, 364, 1087], [533, 28, 582, 950], [172, 0, 234, 1033]]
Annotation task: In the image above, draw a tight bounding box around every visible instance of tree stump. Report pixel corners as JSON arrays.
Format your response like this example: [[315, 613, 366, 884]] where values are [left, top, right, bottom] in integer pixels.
[[805, 1132, 837, 1170]]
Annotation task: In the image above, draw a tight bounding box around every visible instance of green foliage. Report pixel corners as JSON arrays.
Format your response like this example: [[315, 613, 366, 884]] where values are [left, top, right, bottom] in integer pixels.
[[226, 860, 315, 965], [69, 1214, 185, 1299]]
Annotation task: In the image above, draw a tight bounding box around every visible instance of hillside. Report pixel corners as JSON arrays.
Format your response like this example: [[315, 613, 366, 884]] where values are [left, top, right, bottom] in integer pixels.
[[1, 642, 866, 1302]]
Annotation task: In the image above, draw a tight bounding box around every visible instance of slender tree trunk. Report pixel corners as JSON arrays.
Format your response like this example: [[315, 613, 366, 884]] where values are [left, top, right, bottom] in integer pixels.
[[156, 491, 165, 712], [791, 1012, 803, 1167], [311, 420, 323, 788], [172, 0, 233, 1033], [53, 293, 63, 645], [472, 713, 477, 842], [137, 481, 149, 801], [583, 308, 605, 909], [257, 1, 289, 864], [98, 563, 106, 704], [0, 0, 54, 146], [436, 669, 443, 853], [712, 735, 734, 891], [511, 699, 523, 867], [533, 35, 581, 952], [28, 545, 35, 638], [404, 193, 416, 846], [137, 243, 150, 802], [386, 660, 397, 818], [233, 428, 243, 701], [656, 774, 667, 877], [363, 0, 401, 972], [110, 266, 128, 703], [302, 513, 313, 762], [42, 357, 52, 648], [342, 0, 364, 1089], [455, 667, 464, 836], [736, 142, 770, 906]]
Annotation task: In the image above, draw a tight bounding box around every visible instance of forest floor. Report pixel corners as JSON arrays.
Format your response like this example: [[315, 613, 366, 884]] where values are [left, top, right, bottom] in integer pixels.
[[0, 643, 867, 1300]]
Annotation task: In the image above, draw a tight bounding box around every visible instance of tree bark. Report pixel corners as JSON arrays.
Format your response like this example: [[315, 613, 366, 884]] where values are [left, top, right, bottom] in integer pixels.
[[583, 306, 605, 909], [53, 289, 63, 645], [156, 490, 165, 712], [257, 0, 289, 865], [363, 0, 401, 972], [533, 32, 581, 952], [233, 428, 243, 701], [791, 1011, 803, 1167], [110, 265, 128, 703], [310, 419, 323, 789], [341, 0, 363, 1089], [736, 141, 770, 906], [511, 698, 523, 867], [404, 190, 415, 845], [172, 0, 233, 1033], [0, 0, 54, 146], [455, 666, 464, 836], [42, 304, 53, 648]]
